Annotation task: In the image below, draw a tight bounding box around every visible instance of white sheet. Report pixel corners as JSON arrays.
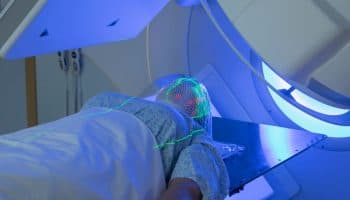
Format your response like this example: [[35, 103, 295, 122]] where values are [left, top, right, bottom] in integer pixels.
[[0, 107, 165, 200]]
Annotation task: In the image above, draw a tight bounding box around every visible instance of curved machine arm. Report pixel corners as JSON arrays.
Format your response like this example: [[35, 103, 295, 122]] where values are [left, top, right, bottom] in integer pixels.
[[217, 0, 350, 106]]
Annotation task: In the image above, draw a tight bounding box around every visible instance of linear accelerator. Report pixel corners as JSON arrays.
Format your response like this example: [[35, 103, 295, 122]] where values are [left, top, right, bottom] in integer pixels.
[[1, 0, 349, 197]]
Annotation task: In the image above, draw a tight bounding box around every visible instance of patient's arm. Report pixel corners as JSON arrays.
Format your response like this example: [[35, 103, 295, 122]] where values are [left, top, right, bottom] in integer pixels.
[[158, 178, 202, 200], [168, 139, 230, 200]]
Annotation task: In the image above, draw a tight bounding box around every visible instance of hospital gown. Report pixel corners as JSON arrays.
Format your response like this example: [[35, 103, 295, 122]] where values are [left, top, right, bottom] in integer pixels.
[[0, 92, 229, 200], [83, 92, 229, 200], [0, 107, 165, 200]]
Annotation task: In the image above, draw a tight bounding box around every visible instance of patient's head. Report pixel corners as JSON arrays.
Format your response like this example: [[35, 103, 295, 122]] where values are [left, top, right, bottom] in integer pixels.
[[156, 78, 212, 133]]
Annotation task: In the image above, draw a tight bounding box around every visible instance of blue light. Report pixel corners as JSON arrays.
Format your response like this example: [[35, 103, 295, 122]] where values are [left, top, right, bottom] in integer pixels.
[[259, 125, 294, 165], [261, 61, 350, 138], [290, 90, 349, 116], [262, 61, 349, 116], [262, 62, 291, 90], [268, 88, 350, 138]]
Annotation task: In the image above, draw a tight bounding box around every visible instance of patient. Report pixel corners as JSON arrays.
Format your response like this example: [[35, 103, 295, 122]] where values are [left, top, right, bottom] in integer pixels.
[[0, 78, 229, 200], [83, 78, 229, 200]]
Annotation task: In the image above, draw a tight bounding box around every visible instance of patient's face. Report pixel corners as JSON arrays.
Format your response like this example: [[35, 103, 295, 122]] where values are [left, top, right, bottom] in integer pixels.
[[155, 78, 211, 129]]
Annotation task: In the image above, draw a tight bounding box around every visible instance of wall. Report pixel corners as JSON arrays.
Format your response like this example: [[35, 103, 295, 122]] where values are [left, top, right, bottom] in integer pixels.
[[0, 59, 27, 134]]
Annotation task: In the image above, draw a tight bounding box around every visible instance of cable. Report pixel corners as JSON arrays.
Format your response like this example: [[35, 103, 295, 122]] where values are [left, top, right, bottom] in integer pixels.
[[58, 51, 70, 116], [186, 7, 194, 77], [70, 49, 82, 113], [79, 69, 83, 108], [65, 70, 69, 115], [77, 49, 83, 109], [146, 25, 153, 83]]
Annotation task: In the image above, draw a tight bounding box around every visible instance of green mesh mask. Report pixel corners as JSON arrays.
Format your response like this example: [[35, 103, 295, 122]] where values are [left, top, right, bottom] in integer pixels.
[[156, 78, 212, 135]]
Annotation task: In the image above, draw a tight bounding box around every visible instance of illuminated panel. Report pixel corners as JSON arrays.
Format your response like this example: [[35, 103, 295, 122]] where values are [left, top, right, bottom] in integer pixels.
[[290, 90, 349, 116], [263, 62, 349, 116], [262, 62, 350, 138], [262, 62, 290, 90], [259, 125, 294, 166], [268, 88, 350, 138]]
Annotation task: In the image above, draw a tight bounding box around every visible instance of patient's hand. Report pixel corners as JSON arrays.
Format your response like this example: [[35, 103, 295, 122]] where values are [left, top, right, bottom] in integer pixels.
[[158, 178, 202, 200]]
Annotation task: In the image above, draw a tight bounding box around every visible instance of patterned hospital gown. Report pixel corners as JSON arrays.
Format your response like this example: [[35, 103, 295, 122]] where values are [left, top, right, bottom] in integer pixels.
[[83, 92, 229, 200]]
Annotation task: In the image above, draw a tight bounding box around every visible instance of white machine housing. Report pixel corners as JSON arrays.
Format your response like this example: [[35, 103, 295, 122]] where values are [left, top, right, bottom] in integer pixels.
[[0, 0, 169, 59]]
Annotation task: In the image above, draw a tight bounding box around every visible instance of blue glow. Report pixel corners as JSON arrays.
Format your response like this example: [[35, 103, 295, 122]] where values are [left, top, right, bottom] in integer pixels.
[[268, 88, 350, 138], [290, 90, 349, 116], [262, 62, 350, 138], [259, 125, 294, 165], [262, 61, 349, 116], [262, 62, 291, 90]]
